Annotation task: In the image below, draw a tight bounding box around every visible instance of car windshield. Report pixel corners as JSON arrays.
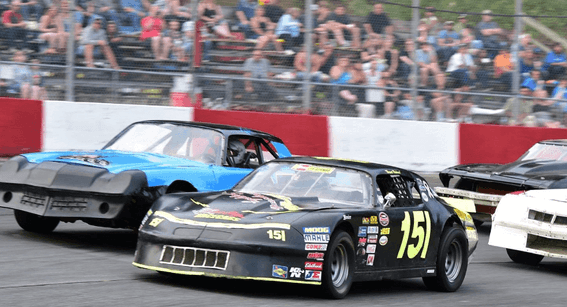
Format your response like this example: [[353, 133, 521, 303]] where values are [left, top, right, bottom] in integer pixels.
[[519, 143, 567, 162], [234, 162, 374, 207], [104, 123, 224, 165]]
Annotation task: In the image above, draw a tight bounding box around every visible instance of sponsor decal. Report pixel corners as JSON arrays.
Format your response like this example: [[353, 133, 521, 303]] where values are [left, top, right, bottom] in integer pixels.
[[228, 192, 284, 210], [427, 269, 435, 274], [379, 212, 389, 226], [289, 267, 304, 278], [421, 192, 429, 202], [303, 227, 330, 234], [307, 252, 325, 260], [368, 226, 378, 234], [367, 254, 375, 266], [362, 217, 370, 224], [305, 262, 323, 270], [358, 237, 367, 247], [366, 244, 377, 253], [305, 270, 322, 281], [370, 215, 378, 224], [379, 235, 388, 246], [380, 227, 390, 235], [57, 155, 110, 166], [193, 208, 244, 222], [343, 215, 351, 220], [368, 235, 378, 244], [190, 198, 209, 207], [358, 226, 367, 237], [272, 265, 288, 278], [149, 217, 164, 227], [304, 234, 330, 243], [385, 169, 401, 175], [305, 244, 328, 251], [292, 164, 334, 174]]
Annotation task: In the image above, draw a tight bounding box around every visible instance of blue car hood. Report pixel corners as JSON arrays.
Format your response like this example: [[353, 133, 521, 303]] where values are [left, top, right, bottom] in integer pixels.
[[21, 150, 208, 174]]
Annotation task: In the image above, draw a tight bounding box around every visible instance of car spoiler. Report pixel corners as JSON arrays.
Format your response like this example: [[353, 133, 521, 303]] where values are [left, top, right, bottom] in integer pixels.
[[434, 187, 503, 214]]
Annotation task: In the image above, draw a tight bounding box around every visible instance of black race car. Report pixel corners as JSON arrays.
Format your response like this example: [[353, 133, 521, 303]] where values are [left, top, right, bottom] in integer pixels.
[[133, 157, 478, 298], [438, 139, 567, 223]]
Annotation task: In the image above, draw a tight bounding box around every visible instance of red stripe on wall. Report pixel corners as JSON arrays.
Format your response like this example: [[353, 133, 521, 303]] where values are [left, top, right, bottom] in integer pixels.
[[194, 109, 329, 156], [0, 98, 42, 156], [459, 123, 567, 164]]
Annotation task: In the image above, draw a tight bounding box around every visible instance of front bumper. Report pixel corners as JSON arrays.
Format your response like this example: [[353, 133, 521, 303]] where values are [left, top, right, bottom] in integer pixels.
[[133, 236, 321, 285]]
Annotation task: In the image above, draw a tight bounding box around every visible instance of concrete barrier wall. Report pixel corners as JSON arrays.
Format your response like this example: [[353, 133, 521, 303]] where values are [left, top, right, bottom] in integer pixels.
[[329, 117, 460, 172], [43, 101, 193, 151], [4, 99, 567, 171]]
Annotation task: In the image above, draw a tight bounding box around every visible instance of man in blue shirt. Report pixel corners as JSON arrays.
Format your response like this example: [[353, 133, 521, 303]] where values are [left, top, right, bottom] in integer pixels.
[[543, 43, 567, 81], [436, 21, 460, 63]]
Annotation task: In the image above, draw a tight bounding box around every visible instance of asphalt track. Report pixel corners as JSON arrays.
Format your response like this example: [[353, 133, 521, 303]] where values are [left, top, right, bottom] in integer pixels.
[[1, 174, 567, 307]]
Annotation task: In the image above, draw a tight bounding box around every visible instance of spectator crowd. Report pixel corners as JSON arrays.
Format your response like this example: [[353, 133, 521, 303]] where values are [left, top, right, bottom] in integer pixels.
[[1, 0, 567, 127]]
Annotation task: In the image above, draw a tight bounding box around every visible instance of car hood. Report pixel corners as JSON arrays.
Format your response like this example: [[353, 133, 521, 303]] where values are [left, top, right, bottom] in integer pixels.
[[492, 159, 567, 176], [154, 191, 351, 225], [21, 150, 208, 174]]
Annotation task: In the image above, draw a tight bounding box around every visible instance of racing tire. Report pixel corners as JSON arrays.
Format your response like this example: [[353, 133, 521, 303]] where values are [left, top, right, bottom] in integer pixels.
[[423, 226, 468, 292], [506, 249, 544, 266], [321, 230, 354, 299], [14, 210, 60, 233]]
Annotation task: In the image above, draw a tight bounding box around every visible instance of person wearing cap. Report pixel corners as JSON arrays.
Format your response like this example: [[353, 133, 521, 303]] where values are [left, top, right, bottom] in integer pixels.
[[453, 14, 467, 35], [77, 16, 120, 69], [476, 10, 502, 58], [437, 20, 460, 63], [543, 43, 567, 82]]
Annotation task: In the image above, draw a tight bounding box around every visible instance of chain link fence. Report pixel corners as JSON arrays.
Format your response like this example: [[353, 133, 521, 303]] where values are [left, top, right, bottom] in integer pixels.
[[1, 0, 567, 126]]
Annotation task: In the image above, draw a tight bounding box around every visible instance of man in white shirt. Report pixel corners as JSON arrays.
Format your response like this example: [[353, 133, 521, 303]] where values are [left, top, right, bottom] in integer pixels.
[[446, 44, 476, 88]]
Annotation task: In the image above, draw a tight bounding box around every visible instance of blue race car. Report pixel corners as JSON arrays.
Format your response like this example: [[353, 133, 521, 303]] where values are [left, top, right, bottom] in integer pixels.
[[0, 120, 291, 233]]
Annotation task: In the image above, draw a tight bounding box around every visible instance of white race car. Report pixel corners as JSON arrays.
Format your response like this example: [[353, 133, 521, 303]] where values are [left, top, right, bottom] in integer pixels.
[[489, 189, 567, 265]]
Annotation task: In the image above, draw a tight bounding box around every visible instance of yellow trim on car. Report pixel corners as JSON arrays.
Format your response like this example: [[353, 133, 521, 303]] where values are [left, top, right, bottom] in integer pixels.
[[153, 211, 291, 230], [132, 262, 321, 285]]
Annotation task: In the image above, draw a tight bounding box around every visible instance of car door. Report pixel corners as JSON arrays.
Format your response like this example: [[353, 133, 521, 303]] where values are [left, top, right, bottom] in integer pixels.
[[372, 173, 433, 270]]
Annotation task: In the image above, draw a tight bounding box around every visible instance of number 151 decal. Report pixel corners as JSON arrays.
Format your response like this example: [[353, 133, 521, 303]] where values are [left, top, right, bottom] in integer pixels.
[[397, 211, 431, 259]]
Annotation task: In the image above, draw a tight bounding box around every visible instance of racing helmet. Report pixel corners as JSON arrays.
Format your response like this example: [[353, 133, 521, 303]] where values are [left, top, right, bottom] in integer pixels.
[[227, 139, 247, 166]]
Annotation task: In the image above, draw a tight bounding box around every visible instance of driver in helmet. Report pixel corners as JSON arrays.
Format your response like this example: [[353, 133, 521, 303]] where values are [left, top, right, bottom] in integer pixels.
[[227, 139, 248, 167]]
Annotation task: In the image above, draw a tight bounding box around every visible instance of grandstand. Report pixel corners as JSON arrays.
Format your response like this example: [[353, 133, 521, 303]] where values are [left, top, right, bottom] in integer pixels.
[[0, 0, 566, 125]]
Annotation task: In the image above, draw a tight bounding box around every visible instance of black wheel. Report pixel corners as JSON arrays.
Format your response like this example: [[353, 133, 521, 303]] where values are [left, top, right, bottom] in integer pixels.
[[423, 226, 468, 292], [506, 249, 544, 265], [14, 210, 59, 233], [322, 230, 354, 299]]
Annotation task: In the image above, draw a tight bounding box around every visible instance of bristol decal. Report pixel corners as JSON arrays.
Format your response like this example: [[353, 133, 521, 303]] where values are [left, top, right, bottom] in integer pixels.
[[379, 212, 389, 226], [272, 265, 288, 279], [358, 226, 367, 237], [305, 244, 328, 251], [305, 261, 323, 270], [305, 270, 322, 281], [304, 234, 330, 243], [303, 227, 330, 234], [307, 252, 324, 260], [289, 267, 304, 278], [367, 254, 375, 266]]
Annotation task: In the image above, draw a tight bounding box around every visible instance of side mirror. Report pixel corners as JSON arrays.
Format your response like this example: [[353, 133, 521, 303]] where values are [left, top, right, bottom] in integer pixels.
[[384, 193, 396, 208]]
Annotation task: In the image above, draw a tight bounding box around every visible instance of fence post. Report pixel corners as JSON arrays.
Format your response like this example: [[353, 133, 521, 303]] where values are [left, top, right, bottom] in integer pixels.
[[410, 0, 419, 115], [302, 0, 314, 113], [226, 78, 233, 108], [512, 0, 523, 123], [65, 0, 76, 102]]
